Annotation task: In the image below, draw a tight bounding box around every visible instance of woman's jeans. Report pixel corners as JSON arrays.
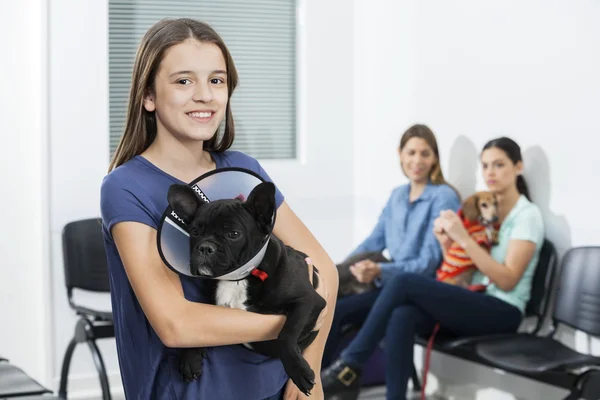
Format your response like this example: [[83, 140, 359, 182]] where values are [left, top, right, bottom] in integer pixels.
[[327, 272, 522, 400]]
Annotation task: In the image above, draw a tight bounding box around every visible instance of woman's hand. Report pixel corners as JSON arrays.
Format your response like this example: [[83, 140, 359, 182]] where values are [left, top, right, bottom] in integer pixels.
[[307, 257, 329, 332], [437, 210, 470, 246], [349, 259, 381, 284]]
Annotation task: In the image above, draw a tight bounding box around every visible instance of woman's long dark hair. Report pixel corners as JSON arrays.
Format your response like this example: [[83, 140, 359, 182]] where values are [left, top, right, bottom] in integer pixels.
[[482, 137, 531, 201]]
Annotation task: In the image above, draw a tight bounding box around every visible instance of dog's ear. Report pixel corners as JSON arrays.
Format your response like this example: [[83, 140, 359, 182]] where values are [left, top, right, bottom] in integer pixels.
[[461, 194, 480, 223], [167, 184, 202, 224], [245, 182, 276, 233]]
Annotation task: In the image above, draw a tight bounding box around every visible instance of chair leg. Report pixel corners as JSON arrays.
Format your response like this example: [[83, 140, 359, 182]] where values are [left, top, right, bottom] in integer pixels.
[[58, 337, 78, 399], [87, 340, 112, 400], [411, 361, 422, 392], [562, 369, 598, 400]]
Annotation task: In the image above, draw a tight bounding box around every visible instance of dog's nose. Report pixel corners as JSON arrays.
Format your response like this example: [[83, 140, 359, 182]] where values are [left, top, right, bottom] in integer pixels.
[[197, 242, 217, 256]]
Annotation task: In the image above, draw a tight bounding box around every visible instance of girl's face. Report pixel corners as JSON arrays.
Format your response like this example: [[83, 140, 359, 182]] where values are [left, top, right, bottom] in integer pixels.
[[144, 39, 229, 144], [481, 147, 522, 194], [399, 137, 437, 184]]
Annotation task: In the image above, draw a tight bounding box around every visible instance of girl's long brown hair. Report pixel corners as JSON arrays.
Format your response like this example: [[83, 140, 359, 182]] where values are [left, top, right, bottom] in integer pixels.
[[108, 18, 239, 172]]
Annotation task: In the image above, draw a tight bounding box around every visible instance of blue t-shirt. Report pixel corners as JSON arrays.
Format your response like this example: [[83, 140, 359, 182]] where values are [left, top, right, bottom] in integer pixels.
[[100, 151, 288, 400], [349, 183, 461, 283]]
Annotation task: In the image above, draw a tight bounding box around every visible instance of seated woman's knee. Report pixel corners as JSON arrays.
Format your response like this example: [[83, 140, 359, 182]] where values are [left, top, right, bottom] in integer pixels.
[[388, 271, 425, 292]]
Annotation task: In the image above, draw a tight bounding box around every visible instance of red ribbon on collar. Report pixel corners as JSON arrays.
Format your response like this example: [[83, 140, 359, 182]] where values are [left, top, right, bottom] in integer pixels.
[[251, 268, 269, 281]]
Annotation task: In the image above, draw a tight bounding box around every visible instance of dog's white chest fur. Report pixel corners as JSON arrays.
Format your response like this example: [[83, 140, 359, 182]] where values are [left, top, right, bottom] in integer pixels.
[[215, 280, 249, 311], [216, 280, 253, 350]]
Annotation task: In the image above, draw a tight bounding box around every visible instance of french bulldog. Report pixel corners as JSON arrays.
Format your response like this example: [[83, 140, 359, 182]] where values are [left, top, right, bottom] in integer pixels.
[[166, 181, 327, 396]]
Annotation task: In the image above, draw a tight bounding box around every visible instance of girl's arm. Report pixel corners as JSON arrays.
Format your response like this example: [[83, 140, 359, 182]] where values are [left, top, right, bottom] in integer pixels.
[[272, 201, 339, 379], [112, 221, 287, 348]]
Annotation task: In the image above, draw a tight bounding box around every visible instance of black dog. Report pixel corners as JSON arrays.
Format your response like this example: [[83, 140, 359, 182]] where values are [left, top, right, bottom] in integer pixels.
[[166, 181, 326, 396]]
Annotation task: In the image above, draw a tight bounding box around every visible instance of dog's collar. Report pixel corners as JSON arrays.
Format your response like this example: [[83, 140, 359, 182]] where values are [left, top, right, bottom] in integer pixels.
[[211, 236, 271, 281]]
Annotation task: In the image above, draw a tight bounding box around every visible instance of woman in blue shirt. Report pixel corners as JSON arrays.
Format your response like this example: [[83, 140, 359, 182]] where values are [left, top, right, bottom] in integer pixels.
[[322, 137, 544, 400], [322, 124, 461, 367], [100, 18, 336, 400]]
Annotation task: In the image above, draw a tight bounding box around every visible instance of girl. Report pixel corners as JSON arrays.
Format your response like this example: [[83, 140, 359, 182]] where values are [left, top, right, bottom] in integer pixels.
[[322, 124, 461, 367], [321, 137, 544, 400], [100, 18, 336, 400]]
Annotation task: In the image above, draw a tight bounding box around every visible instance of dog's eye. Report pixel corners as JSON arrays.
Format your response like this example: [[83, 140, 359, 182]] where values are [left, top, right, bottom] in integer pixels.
[[228, 231, 241, 239], [190, 227, 199, 236]]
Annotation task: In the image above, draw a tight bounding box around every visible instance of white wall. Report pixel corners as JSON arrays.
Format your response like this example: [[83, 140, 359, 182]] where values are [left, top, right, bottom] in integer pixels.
[[352, 0, 418, 241], [48, 0, 118, 396], [45, 0, 355, 398], [261, 0, 355, 263], [353, 0, 600, 398], [0, 0, 52, 386]]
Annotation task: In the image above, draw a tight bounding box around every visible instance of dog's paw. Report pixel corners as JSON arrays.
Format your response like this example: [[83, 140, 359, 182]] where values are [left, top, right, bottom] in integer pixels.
[[279, 345, 315, 396], [179, 347, 207, 383]]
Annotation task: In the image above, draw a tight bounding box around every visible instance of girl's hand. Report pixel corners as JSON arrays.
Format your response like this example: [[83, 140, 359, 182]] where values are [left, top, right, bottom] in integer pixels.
[[284, 378, 324, 400], [307, 257, 329, 332]]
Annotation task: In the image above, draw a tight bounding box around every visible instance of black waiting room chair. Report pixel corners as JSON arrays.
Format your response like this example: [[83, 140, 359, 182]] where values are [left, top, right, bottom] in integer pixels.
[[58, 218, 114, 400], [475, 246, 600, 400], [0, 358, 56, 398]]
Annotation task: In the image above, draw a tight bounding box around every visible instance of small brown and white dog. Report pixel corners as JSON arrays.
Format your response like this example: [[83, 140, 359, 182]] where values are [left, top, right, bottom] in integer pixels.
[[436, 191, 499, 288]]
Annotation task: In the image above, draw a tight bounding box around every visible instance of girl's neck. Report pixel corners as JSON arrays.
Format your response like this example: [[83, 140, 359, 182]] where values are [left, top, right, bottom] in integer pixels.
[[409, 180, 428, 202], [141, 134, 216, 183], [496, 186, 521, 222]]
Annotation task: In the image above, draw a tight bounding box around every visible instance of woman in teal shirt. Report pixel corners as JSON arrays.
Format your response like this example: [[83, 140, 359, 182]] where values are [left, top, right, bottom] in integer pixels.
[[322, 137, 545, 400], [322, 124, 461, 367]]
